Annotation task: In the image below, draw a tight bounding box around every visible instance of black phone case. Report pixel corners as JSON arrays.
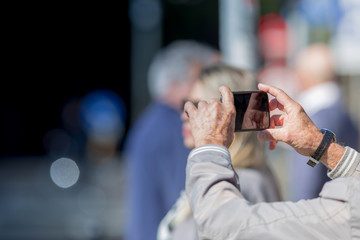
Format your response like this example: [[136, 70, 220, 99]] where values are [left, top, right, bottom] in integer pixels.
[[220, 90, 270, 132]]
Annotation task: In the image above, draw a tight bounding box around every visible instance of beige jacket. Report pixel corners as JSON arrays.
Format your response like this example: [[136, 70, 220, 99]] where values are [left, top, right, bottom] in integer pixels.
[[186, 145, 360, 240]]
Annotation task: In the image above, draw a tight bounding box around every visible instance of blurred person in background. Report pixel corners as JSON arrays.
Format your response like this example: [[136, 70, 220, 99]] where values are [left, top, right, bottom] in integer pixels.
[[79, 89, 126, 164], [289, 42, 359, 201], [157, 63, 282, 240], [123, 40, 221, 240]]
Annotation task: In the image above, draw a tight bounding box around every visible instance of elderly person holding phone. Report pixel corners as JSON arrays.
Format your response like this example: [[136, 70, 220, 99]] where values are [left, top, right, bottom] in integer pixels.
[[157, 64, 281, 240], [183, 83, 360, 239]]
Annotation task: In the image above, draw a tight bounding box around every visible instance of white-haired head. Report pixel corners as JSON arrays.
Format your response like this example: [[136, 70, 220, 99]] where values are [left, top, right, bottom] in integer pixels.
[[147, 40, 220, 100]]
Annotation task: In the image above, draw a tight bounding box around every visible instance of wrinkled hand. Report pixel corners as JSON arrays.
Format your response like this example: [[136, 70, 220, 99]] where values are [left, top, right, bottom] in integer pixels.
[[184, 86, 236, 148], [257, 83, 323, 157]]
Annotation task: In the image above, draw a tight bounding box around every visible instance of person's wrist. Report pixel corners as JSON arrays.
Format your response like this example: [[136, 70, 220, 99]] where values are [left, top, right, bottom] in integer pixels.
[[195, 139, 227, 148], [320, 142, 345, 170], [194, 134, 231, 148], [307, 129, 337, 167], [306, 130, 324, 157]]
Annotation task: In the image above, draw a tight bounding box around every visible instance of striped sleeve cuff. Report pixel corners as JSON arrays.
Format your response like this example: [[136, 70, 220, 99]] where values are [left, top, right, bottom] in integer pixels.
[[188, 144, 230, 161], [327, 146, 360, 179]]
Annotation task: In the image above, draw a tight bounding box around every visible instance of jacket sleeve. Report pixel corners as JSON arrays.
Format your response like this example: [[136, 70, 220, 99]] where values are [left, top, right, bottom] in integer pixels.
[[328, 146, 360, 179], [185, 145, 352, 240]]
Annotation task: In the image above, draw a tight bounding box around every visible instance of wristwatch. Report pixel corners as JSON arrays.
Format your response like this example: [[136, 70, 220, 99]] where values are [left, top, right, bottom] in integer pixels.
[[307, 128, 336, 167]]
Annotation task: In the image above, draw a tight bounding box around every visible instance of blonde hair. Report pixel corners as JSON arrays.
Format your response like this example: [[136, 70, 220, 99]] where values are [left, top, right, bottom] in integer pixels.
[[199, 63, 266, 169]]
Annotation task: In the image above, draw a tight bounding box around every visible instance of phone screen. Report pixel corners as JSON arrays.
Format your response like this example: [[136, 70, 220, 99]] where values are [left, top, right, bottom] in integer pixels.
[[232, 91, 270, 132]]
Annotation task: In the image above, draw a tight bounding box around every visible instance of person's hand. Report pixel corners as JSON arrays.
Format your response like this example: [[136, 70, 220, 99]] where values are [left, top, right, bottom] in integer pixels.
[[183, 86, 236, 148], [257, 83, 323, 157]]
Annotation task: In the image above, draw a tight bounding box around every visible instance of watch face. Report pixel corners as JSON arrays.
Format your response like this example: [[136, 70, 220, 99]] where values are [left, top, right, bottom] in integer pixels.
[[321, 128, 336, 142]]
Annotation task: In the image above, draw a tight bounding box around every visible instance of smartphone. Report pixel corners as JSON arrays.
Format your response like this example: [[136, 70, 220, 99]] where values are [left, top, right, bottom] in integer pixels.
[[221, 91, 270, 132]]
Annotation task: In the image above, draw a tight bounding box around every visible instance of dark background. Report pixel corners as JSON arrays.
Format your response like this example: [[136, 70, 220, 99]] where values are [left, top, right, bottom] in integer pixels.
[[0, 0, 219, 158], [1, 2, 131, 157], [0, 2, 220, 238]]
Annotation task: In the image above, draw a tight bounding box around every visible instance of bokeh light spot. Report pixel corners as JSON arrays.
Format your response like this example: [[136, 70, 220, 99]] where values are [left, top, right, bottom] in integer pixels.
[[50, 157, 80, 188]]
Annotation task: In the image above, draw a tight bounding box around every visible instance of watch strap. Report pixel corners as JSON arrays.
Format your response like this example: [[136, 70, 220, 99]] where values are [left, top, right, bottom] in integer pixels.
[[307, 128, 336, 167]]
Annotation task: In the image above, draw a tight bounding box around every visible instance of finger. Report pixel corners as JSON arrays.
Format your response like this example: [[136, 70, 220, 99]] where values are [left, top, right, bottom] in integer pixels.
[[269, 141, 277, 150], [197, 100, 208, 109], [258, 83, 296, 113], [184, 101, 197, 118], [270, 114, 284, 128], [269, 98, 284, 112], [181, 111, 188, 121], [219, 86, 234, 104]]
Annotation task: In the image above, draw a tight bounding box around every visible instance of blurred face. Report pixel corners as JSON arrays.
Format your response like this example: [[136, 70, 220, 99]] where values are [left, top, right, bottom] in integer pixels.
[[181, 81, 207, 149], [163, 61, 203, 110]]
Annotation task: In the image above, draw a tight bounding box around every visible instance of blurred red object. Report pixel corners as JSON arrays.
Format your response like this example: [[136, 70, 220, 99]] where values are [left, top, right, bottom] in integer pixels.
[[258, 13, 288, 62], [257, 13, 300, 100]]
